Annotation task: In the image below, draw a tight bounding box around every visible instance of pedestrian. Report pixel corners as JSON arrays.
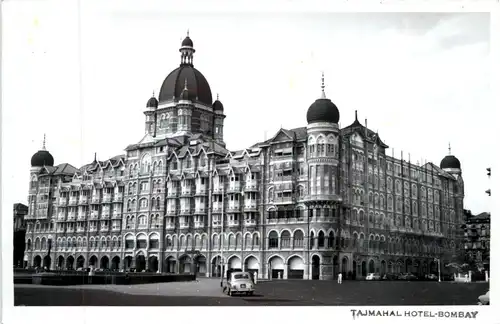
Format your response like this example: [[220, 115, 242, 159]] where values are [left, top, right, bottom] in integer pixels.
[[338, 272, 342, 284], [88, 267, 94, 284]]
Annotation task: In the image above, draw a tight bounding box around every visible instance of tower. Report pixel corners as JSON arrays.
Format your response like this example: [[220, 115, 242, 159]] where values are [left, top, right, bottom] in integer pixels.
[[212, 93, 226, 146], [144, 92, 158, 136]]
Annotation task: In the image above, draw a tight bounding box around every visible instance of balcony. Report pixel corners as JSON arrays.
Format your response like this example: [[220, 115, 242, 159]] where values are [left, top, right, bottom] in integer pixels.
[[78, 196, 89, 204], [57, 227, 65, 233], [212, 202, 222, 212], [77, 227, 86, 233], [181, 188, 193, 196], [89, 227, 98, 233], [213, 184, 224, 194], [90, 211, 99, 219], [111, 226, 121, 232], [101, 212, 110, 220], [180, 208, 192, 215], [113, 193, 123, 202], [58, 198, 68, 206], [100, 226, 109, 232], [227, 220, 240, 227], [227, 201, 241, 211], [112, 212, 122, 219], [228, 182, 241, 193], [179, 222, 190, 229], [244, 219, 257, 227], [194, 221, 205, 229], [77, 212, 87, 221], [67, 212, 76, 221], [195, 186, 208, 196], [57, 213, 66, 221], [69, 197, 78, 205], [166, 207, 177, 216], [167, 188, 179, 198], [91, 196, 101, 204], [244, 181, 258, 191], [274, 196, 295, 204], [243, 200, 258, 211], [194, 205, 207, 214], [165, 222, 176, 230], [102, 194, 112, 203]]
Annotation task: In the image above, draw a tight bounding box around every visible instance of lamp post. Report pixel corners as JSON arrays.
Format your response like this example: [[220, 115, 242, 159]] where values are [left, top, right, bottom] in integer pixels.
[[434, 257, 441, 282], [47, 235, 53, 271]]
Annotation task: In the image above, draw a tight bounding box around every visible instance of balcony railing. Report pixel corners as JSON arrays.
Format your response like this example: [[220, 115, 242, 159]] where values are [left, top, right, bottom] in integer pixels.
[[112, 212, 121, 219], [78, 196, 89, 204], [244, 181, 258, 191], [165, 223, 175, 230], [90, 211, 99, 219], [181, 188, 193, 196], [244, 219, 257, 226], [69, 197, 78, 205], [113, 193, 123, 202], [228, 183, 241, 192], [167, 188, 178, 197], [195, 187, 208, 196], [227, 202, 241, 211], [212, 202, 222, 212], [67, 212, 76, 221], [166, 208, 177, 216], [179, 222, 190, 229], [194, 221, 205, 228], [59, 198, 68, 206], [101, 212, 110, 219], [228, 220, 240, 227], [77, 227, 86, 233], [102, 195, 112, 203], [243, 200, 258, 210], [194, 205, 207, 214], [92, 197, 101, 203]]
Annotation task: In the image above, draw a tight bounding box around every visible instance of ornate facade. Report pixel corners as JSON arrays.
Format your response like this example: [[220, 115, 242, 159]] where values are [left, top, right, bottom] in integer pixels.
[[24, 34, 465, 279]]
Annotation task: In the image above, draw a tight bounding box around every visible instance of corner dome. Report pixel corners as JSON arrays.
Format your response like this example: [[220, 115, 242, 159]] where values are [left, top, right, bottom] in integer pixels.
[[158, 65, 212, 105], [146, 96, 158, 108], [31, 150, 54, 167], [306, 98, 340, 124], [213, 94, 224, 111], [440, 155, 461, 169]]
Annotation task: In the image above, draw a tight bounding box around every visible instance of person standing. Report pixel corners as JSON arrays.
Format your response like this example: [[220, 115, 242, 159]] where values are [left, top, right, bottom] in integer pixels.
[[338, 272, 343, 284], [89, 267, 94, 284]]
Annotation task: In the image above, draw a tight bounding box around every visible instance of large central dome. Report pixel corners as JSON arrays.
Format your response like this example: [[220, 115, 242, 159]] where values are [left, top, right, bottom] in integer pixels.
[[158, 34, 213, 106], [158, 65, 213, 105]]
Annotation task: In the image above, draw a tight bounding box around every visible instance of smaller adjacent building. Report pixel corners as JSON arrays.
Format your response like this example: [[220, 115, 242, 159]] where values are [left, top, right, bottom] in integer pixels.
[[14, 203, 29, 267], [462, 210, 490, 271]]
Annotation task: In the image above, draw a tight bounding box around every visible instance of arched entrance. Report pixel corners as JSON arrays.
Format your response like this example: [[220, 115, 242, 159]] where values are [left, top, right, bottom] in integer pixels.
[[228, 256, 242, 270], [136, 254, 146, 272], [66, 256, 75, 270], [381, 260, 386, 275], [341, 257, 348, 277], [211, 256, 222, 277], [430, 260, 437, 274], [33, 255, 42, 268], [287, 256, 305, 279], [43, 255, 51, 269], [352, 260, 357, 279], [194, 255, 206, 275], [269, 256, 285, 279], [111, 256, 120, 270], [100, 256, 109, 269], [361, 260, 367, 277], [89, 255, 98, 268], [311, 255, 320, 280], [422, 261, 428, 275], [57, 256, 65, 269], [368, 259, 375, 273], [165, 256, 176, 273], [124, 256, 133, 270], [179, 255, 192, 274], [413, 260, 420, 275], [76, 255, 85, 269], [148, 256, 159, 273], [333, 255, 339, 278], [244, 256, 259, 278]]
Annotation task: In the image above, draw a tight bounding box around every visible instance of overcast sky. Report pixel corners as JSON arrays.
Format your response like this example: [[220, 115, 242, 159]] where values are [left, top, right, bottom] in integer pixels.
[[2, 1, 494, 215]]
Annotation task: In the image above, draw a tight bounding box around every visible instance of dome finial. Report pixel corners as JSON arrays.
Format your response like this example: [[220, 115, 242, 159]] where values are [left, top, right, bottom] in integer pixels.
[[187, 29, 190, 37], [42, 133, 46, 150], [448, 142, 451, 155], [152, 90, 155, 97], [94, 152, 97, 163], [217, 93, 219, 101], [355, 110, 358, 121], [320, 71, 326, 99]]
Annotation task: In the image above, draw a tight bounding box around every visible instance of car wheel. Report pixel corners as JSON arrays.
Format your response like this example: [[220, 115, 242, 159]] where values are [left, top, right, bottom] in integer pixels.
[[249, 291, 254, 296]]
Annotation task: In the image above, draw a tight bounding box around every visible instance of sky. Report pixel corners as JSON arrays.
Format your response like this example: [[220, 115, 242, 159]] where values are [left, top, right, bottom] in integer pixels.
[[1, 1, 495, 215]]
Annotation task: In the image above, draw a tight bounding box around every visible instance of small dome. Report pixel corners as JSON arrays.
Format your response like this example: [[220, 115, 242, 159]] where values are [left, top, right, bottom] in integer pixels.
[[213, 96, 224, 111], [146, 96, 158, 108], [181, 36, 193, 47], [440, 155, 461, 169], [306, 98, 340, 124], [31, 150, 54, 167]]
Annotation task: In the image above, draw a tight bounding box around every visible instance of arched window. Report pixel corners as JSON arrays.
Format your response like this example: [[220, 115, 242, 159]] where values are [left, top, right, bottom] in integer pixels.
[[268, 231, 278, 248], [309, 231, 315, 249], [293, 231, 303, 248], [280, 231, 291, 248], [141, 154, 152, 174], [327, 232, 335, 248]]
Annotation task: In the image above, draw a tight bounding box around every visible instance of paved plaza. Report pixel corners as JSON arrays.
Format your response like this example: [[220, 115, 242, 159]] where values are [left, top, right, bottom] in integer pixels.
[[14, 279, 489, 306]]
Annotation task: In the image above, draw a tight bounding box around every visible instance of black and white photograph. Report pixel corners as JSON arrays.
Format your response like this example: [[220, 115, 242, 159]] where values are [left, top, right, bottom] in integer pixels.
[[1, 0, 498, 323]]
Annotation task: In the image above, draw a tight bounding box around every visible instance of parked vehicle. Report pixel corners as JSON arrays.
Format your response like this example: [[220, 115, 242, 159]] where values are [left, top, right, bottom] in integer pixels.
[[222, 270, 255, 296], [425, 274, 438, 280], [365, 273, 381, 281], [477, 290, 489, 305]]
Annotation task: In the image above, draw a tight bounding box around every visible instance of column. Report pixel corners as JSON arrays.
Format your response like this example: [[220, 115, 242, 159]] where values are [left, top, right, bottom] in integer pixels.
[[283, 264, 288, 279]]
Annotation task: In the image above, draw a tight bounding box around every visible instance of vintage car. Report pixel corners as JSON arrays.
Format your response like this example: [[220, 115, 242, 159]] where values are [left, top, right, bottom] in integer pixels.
[[365, 273, 381, 281], [222, 270, 255, 296]]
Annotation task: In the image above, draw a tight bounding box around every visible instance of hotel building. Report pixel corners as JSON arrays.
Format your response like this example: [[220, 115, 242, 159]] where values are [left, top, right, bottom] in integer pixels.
[[24, 34, 465, 279]]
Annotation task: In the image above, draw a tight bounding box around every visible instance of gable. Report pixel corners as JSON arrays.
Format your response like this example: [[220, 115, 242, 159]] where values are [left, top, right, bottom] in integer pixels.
[[270, 129, 293, 143]]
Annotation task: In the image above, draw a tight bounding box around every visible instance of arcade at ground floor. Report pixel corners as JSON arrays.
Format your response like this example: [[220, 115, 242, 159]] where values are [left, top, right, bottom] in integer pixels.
[[25, 250, 453, 279]]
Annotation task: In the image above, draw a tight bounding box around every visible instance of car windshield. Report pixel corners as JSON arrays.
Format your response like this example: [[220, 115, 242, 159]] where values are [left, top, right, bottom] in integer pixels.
[[234, 274, 250, 279]]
